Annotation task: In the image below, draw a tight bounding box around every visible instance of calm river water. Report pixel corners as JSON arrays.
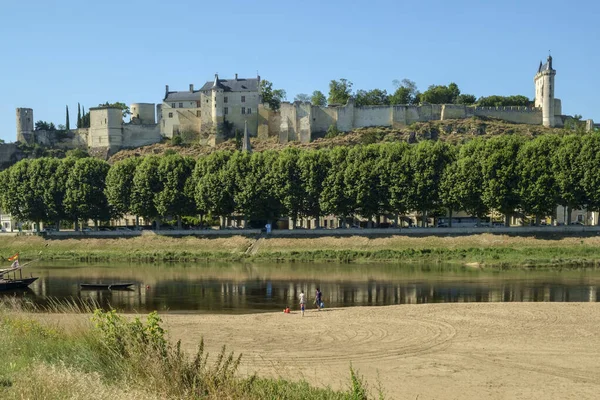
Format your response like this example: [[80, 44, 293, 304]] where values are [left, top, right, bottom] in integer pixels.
[[4, 262, 600, 313]]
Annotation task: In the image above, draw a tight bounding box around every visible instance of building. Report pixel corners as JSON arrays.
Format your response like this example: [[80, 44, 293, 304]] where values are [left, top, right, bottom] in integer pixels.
[[160, 74, 260, 144]]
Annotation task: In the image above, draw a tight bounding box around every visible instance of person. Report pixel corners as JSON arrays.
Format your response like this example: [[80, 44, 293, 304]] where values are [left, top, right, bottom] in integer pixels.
[[315, 288, 322, 310], [299, 290, 306, 316]]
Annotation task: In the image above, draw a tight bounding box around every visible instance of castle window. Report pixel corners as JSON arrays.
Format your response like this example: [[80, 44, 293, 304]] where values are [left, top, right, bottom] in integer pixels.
[[242, 107, 246, 115], [247, 108, 251, 114], [224, 107, 228, 115], [197, 101, 201, 107], [196, 111, 201, 117], [168, 112, 173, 118], [171, 103, 175, 108], [224, 96, 228, 103], [178, 103, 183, 108], [241, 96, 245, 103]]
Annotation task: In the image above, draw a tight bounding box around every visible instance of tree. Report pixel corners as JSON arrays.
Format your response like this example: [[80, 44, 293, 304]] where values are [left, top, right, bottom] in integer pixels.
[[1, 159, 46, 229], [194, 151, 235, 227], [130, 156, 162, 228], [420, 83, 461, 104], [155, 154, 196, 229], [272, 148, 304, 227], [552, 135, 586, 223], [259, 80, 286, 111], [480, 135, 524, 226], [344, 145, 386, 227], [389, 79, 419, 105], [477, 95, 530, 107], [379, 142, 412, 226], [298, 149, 330, 225], [580, 133, 600, 221], [408, 141, 453, 227], [311, 90, 327, 107], [456, 94, 477, 105], [34, 121, 56, 131], [65, 105, 70, 131], [64, 158, 111, 228], [294, 93, 310, 102], [320, 147, 353, 226], [354, 89, 389, 107], [77, 103, 82, 128], [105, 157, 141, 220], [517, 135, 560, 224], [80, 106, 90, 128], [100, 102, 131, 118], [440, 140, 487, 225], [328, 79, 353, 105]]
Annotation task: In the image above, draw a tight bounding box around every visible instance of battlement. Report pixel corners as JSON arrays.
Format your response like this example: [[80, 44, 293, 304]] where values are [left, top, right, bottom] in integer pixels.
[[473, 106, 539, 112]]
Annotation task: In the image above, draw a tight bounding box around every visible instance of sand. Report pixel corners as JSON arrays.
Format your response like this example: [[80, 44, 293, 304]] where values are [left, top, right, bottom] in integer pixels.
[[162, 303, 600, 400]]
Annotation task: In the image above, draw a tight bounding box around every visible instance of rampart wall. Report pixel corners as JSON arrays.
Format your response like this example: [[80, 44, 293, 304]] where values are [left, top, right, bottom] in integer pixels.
[[261, 101, 550, 143]]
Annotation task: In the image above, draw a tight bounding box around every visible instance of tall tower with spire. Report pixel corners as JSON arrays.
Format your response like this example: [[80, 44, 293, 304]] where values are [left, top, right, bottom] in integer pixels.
[[534, 55, 556, 127], [211, 73, 225, 142]]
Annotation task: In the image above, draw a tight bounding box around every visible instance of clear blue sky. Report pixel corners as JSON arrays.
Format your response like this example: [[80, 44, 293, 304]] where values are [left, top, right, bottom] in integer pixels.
[[1, 0, 598, 143]]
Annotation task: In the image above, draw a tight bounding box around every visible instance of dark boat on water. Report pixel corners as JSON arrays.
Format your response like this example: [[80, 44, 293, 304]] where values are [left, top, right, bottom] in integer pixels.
[[80, 283, 134, 290], [0, 259, 38, 291]]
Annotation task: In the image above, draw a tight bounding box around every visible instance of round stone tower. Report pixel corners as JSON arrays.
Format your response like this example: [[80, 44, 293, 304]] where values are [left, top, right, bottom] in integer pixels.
[[534, 55, 556, 127], [16, 108, 34, 143], [130, 103, 156, 125]]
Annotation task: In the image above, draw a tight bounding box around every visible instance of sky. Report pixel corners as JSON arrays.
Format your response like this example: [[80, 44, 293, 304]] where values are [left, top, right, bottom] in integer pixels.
[[1, 0, 598, 143]]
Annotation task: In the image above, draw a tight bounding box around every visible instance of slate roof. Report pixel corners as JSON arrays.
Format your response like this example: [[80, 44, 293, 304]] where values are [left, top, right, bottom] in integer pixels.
[[164, 91, 202, 102], [199, 77, 259, 92], [537, 56, 554, 73]]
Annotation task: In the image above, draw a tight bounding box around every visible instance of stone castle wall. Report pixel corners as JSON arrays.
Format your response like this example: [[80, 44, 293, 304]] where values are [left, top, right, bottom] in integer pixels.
[[259, 101, 552, 142]]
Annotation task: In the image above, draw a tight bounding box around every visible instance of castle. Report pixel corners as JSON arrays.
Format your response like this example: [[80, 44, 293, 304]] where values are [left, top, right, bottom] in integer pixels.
[[10, 56, 597, 157]]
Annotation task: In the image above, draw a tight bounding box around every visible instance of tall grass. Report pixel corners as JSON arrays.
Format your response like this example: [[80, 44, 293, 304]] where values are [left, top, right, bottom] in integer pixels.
[[0, 299, 380, 399]]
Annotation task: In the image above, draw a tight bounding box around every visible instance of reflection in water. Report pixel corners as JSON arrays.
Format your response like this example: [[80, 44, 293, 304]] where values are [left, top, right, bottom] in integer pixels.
[[3, 262, 600, 313]]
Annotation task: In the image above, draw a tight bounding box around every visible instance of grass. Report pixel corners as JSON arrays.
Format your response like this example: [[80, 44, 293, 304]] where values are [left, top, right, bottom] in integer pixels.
[[3, 233, 600, 267], [0, 299, 380, 400]]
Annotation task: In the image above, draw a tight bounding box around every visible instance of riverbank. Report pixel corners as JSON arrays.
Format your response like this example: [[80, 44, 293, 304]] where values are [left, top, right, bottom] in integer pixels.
[[6, 303, 600, 399], [3, 232, 600, 267]]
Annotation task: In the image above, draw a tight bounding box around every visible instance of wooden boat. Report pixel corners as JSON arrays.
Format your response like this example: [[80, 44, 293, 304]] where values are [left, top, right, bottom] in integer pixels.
[[0, 259, 38, 291], [80, 283, 134, 290], [0, 277, 38, 291]]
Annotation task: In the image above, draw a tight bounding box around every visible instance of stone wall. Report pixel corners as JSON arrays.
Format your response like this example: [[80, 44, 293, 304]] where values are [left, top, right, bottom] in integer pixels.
[[259, 101, 560, 143], [0, 143, 22, 170], [122, 124, 162, 148]]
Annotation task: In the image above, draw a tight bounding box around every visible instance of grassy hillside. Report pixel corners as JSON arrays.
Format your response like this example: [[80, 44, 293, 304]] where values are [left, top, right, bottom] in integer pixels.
[[109, 117, 563, 163]]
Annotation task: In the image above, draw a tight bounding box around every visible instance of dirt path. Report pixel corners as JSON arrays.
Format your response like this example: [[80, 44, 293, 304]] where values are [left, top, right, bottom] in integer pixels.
[[163, 303, 600, 399]]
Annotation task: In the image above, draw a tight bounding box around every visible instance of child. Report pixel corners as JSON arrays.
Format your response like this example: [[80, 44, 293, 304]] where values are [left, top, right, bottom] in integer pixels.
[[299, 290, 306, 317], [315, 288, 322, 310]]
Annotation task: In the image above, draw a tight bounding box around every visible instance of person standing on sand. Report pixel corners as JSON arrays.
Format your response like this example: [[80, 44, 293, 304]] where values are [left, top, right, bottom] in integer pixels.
[[299, 290, 306, 317], [315, 288, 322, 310]]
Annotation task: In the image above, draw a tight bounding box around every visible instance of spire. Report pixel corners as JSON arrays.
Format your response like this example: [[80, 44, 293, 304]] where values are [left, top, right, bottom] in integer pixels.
[[547, 54, 553, 70], [212, 73, 220, 90], [242, 120, 251, 153], [538, 60, 543, 73]]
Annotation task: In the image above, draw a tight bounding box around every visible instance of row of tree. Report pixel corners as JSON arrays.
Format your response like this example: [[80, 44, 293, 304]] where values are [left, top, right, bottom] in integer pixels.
[[292, 79, 531, 108], [2, 133, 600, 230]]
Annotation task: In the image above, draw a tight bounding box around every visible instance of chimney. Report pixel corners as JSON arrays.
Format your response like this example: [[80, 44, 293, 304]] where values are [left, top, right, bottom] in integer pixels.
[[165, 85, 169, 98], [235, 73, 238, 81], [189, 84, 194, 92]]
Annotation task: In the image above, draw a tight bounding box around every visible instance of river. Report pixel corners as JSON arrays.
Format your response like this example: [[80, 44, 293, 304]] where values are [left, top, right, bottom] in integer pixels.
[[3, 261, 600, 313]]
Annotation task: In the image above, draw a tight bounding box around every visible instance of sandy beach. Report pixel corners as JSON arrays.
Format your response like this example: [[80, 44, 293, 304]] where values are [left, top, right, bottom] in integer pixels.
[[161, 303, 600, 399]]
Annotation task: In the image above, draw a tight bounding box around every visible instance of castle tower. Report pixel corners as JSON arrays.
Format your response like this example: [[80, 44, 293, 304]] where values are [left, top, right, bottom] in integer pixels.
[[16, 108, 34, 143], [211, 74, 225, 142], [534, 55, 556, 127], [89, 106, 123, 152]]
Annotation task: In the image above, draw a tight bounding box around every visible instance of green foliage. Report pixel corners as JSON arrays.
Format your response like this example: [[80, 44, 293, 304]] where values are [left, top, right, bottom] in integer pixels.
[[99, 101, 131, 118], [65, 105, 70, 131], [389, 79, 419, 105], [65, 148, 89, 159], [328, 79, 353, 105], [171, 135, 183, 146], [77, 103, 82, 129], [298, 149, 330, 221], [105, 157, 141, 219], [130, 156, 161, 221], [325, 124, 342, 138], [64, 158, 111, 225], [476, 95, 531, 107], [311, 90, 327, 106], [259, 80, 286, 111], [354, 89, 389, 107], [456, 94, 477, 105], [294, 93, 310, 102], [194, 151, 235, 222], [34, 121, 56, 131], [155, 154, 196, 226], [420, 82, 461, 104]]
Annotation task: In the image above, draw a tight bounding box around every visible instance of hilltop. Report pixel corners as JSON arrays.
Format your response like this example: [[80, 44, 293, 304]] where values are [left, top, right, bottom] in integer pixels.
[[109, 117, 563, 163]]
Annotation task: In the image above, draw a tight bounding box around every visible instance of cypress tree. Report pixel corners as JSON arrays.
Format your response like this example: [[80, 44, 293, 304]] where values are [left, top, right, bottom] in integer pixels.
[[66, 105, 70, 131], [77, 103, 82, 128]]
